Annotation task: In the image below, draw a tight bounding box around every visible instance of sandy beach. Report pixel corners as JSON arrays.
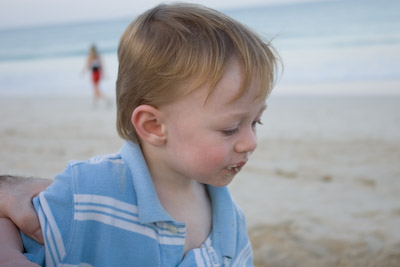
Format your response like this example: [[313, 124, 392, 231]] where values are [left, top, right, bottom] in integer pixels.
[[1, 81, 400, 266]]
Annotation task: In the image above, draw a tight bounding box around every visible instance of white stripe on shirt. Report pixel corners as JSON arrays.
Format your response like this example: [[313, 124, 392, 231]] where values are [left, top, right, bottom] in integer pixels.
[[75, 205, 185, 238], [39, 193, 66, 264], [194, 249, 206, 267], [75, 205, 139, 222], [74, 194, 139, 214], [74, 194, 185, 246], [74, 212, 184, 245], [38, 207, 55, 267], [232, 241, 252, 267]]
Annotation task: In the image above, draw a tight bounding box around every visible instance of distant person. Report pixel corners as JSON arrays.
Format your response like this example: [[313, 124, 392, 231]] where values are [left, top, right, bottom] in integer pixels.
[[0, 3, 278, 266], [85, 44, 109, 107]]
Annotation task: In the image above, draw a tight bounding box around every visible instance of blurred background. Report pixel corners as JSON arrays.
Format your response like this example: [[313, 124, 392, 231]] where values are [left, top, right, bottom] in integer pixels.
[[1, 0, 399, 266], [1, 0, 399, 96]]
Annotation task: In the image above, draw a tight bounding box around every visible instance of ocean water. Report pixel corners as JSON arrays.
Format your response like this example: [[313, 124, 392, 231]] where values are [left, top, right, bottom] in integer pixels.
[[0, 0, 399, 96]]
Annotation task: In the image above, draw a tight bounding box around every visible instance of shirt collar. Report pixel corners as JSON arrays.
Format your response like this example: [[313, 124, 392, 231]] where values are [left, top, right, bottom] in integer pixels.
[[120, 141, 174, 224], [207, 185, 236, 259]]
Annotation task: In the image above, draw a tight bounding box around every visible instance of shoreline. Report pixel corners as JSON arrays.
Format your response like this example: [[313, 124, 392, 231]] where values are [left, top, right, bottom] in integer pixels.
[[2, 79, 400, 98]]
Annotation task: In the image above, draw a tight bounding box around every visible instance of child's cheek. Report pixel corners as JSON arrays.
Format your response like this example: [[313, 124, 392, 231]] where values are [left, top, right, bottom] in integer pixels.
[[197, 146, 229, 171]]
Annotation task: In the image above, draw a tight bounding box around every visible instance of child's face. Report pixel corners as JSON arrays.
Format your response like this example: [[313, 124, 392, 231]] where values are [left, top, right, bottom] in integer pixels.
[[160, 59, 266, 187]]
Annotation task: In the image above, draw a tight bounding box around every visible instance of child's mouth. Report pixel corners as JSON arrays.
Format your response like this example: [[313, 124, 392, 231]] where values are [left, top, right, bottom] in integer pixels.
[[225, 162, 245, 173]]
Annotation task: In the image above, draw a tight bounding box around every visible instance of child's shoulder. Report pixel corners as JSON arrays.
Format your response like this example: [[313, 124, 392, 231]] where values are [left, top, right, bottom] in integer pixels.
[[60, 152, 133, 196], [67, 152, 125, 172], [70, 152, 123, 166]]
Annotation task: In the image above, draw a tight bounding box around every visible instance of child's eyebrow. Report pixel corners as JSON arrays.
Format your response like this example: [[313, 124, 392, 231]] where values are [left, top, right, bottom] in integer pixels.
[[221, 104, 267, 120]]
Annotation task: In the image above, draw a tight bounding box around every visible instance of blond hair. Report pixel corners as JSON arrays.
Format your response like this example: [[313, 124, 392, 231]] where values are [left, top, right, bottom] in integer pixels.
[[116, 3, 279, 143]]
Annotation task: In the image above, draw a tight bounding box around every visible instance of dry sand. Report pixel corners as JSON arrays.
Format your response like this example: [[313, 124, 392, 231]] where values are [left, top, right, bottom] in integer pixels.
[[1, 81, 400, 266]]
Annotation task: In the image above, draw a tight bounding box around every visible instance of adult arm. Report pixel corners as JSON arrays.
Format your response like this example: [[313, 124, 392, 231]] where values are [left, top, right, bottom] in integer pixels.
[[0, 175, 52, 243], [0, 217, 39, 266]]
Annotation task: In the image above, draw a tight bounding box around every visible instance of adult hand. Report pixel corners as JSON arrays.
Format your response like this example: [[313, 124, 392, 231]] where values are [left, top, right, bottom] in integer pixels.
[[0, 176, 52, 244]]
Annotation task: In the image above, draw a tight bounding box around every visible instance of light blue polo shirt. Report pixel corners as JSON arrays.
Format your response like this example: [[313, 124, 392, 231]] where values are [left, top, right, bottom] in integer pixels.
[[22, 141, 253, 266]]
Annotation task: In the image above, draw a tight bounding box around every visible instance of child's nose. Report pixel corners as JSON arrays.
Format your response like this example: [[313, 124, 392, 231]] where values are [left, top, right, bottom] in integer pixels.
[[234, 127, 257, 154]]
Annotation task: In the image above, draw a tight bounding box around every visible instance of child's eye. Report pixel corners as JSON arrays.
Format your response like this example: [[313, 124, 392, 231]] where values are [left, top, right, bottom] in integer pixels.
[[252, 119, 263, 128], [221, 128, 239, 136]]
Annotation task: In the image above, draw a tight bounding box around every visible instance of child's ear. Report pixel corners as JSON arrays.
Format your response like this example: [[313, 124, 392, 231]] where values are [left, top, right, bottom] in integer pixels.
[[131, 105, 167, 146]]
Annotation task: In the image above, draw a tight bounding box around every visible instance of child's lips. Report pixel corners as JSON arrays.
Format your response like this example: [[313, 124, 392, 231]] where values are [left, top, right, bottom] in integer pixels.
[[226, 162, 246, 173]]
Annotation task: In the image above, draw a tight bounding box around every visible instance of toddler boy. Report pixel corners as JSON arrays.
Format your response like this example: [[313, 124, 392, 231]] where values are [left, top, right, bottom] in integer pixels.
[[1, 3, 278, 266]]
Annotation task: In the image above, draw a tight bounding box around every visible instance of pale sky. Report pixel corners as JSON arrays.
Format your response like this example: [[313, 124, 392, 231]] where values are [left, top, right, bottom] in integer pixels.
[[1, 0, 324, 28]]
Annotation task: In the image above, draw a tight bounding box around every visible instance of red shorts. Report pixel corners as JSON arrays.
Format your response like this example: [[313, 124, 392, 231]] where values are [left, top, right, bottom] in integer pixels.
[[92, 69, 101, 84]]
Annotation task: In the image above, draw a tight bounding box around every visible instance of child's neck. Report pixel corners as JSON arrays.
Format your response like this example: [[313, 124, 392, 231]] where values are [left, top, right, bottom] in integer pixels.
[[142, 142, 203, 194], [142, 144, 213, 254], [155, 179, 212, 254]]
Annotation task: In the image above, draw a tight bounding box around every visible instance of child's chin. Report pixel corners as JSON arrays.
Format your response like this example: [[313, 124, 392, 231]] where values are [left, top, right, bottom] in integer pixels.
[[212, 173, 236, 187]]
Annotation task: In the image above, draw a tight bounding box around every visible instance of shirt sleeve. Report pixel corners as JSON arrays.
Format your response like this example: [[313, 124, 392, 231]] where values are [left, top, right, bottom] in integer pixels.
[[22, 163, 76, 267]]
